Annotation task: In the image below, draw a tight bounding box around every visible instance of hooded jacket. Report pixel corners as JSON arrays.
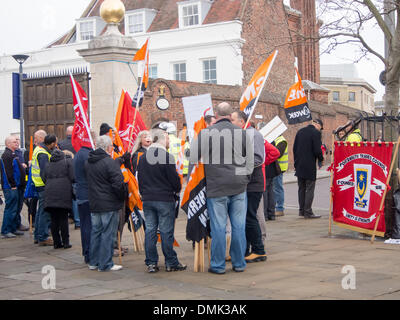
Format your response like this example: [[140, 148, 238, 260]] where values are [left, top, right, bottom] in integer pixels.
[[43, 149, 74, 210], [85, 148, 127, 213]]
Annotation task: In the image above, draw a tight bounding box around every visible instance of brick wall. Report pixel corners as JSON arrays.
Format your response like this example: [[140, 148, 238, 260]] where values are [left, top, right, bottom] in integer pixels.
[[139, 78, 361, 170]]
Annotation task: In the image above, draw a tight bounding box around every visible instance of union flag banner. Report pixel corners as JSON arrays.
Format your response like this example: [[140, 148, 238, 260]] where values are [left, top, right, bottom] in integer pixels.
[[332, 142, 394, 237], [240, 50, 278, 119], [115, 90, 147, 152], [70, 74, 94, 151], [181, 117, 209, 242], [283, 68, 312, 124]]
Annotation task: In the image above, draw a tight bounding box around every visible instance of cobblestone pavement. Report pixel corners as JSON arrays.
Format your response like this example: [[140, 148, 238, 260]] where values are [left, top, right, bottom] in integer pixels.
[[1, 177, 400, 300]]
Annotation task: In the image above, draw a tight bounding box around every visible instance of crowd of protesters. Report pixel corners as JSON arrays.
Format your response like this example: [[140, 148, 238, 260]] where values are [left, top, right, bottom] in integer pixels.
[[0, 102, 325, 273]]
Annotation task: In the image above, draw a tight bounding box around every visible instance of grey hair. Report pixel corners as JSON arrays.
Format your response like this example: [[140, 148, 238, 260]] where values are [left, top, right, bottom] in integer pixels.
[[150, 128, 167, 145], [4, 135, 16, 146], [215, 102, 233, 117], [95, 135, 112, 152]]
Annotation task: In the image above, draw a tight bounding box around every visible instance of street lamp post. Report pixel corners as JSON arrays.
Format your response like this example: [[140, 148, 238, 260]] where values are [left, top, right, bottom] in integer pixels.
[[12, 54, 29, 149]]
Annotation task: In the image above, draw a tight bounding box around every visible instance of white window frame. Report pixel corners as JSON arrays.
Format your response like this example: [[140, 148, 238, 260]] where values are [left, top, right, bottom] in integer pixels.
[[149, 64, 158, 79], [173, 62, 187, 81], [180, 2, 200, 27], [202, 58, 217, 84], [78, 20, 95, 41], [127, 12, 145, 35]]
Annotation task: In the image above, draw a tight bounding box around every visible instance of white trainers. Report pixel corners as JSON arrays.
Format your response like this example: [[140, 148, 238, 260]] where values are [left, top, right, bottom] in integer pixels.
[[110, 264, 123, 271], [88, 265, 98, 270]]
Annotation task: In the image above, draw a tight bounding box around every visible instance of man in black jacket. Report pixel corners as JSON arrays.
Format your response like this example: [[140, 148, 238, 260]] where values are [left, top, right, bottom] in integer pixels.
[[0, 136, 27, 238], [86, 135, 126, 272], [293, 119, 324, 219], [58, 126, 76, 154], [138, 128, 185, 273]]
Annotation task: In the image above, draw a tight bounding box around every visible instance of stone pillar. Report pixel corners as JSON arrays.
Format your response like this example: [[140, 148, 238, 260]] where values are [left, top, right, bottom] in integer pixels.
[[77, 33, 138, 133]]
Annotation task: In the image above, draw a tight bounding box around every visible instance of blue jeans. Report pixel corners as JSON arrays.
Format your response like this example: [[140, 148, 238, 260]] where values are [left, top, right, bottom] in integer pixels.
[[143, 201, 179, 267], [78, 200, 91, 264], [89, 211, 119, 271], [34, 191, 51, 242], [207, 192, 247, 273], [1, 189, 20, 234], [273, 173, 284, 212]]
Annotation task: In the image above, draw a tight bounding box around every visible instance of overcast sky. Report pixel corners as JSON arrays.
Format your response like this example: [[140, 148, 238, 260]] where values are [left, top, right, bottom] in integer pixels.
[[0, 0, 386, 100]]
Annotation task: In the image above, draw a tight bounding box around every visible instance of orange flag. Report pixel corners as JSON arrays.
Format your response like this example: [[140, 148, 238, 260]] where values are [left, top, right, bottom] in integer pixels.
[[29, 136, 33, 161], [133, 39, 149, 62], [283, 68, 312, 124], [240, 50, 278, 120]]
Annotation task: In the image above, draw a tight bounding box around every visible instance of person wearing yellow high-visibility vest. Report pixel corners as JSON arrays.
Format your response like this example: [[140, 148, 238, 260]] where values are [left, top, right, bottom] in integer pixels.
[[272, 135, 288, 217], [345, 127, 363, 146], [166, 123, 189, 178], [32, 133, 57, 246]]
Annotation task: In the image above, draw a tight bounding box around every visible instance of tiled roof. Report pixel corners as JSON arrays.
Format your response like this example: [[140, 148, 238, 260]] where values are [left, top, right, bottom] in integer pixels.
[[48, 0, 242, 47]]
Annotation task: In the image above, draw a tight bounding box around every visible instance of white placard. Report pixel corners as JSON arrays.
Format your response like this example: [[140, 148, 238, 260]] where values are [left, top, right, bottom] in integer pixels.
[[259, 116, 288, 143], [182, 93, 214, 142]]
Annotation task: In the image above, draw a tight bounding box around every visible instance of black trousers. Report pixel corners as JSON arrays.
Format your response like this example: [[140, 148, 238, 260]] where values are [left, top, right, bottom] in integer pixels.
[[263, 178, 276, 219], [48, 208, 69, 246], [297, 178, 316, 216], [246, 192, 265, 255], [78, 201, 92, 263]]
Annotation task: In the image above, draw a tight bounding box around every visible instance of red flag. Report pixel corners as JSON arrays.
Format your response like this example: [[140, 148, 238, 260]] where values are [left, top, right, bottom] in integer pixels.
[[115, 91, 147, 152], [70, 74, 93, 152]]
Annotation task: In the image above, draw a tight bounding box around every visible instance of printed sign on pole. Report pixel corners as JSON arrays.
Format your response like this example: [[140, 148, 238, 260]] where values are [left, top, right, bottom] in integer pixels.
[[182, 93, 214, 142], [259, 116, 288, 143]]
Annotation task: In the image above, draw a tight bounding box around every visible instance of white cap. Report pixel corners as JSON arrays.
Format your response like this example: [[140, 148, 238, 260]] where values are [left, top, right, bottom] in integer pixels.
[[165, 123, 176, 133]]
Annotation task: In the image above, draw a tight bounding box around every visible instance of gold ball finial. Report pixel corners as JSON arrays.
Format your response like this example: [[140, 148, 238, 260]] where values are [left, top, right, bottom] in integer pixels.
[[100, 0, 125, 24]]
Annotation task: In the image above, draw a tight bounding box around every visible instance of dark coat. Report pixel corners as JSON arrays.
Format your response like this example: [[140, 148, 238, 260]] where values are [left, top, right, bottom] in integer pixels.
[[85, 148, 127, 213], [191, 118, 252, 198], [73, 146, 92, 201], [137, 144, 181, 202], [293, 125, 324, 181], [0, 148, 26, 190], [131, 146, 146, 174], [43, 149, 74, 211], [58, 135, 76, 154]]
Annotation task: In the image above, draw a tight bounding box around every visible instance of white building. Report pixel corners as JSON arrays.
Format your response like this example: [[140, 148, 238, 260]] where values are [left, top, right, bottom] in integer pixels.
[[0, 0, 246, 149]]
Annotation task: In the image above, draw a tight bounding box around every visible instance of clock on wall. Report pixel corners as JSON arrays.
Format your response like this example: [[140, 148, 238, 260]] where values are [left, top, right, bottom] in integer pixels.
[[156, 85, 170, 110]]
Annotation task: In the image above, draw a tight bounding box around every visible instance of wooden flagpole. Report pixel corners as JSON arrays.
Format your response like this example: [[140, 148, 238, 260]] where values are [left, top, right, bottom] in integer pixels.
[[194, 242, 199, 272], [129, 214, 138, 252], [371, 139, 400, 243], [118, 231, 122, 265], [244, 50, 278, 129], [29, 214, 33, 235], [328, 134, 335, 236], [207, 236, 211, 266]]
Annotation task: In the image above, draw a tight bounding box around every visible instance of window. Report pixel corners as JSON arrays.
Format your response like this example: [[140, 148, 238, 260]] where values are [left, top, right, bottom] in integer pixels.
[[80, 21, 94, 41], [203, 59, 217, 84], [173, 63, 186, 81], [333, 91, 340, 102], [349, 92, 356, 102], [182, 4, 199, 26], [149, 65, 158, 79], [128, 13, 144, 34]]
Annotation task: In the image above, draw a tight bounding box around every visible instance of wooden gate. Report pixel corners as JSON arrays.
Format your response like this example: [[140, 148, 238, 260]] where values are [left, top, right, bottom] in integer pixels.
[[23, 69, 89, 149]]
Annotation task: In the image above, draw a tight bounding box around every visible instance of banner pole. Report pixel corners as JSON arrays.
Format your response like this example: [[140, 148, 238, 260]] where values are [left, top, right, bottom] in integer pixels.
[[129, 214, 138, 252], [244, 50, 278, 129], [194, 242, 199, 273], [371, 139, 400, 243], [200, 238, 205, 272], [118, 231, 122, 265], [328, 134, 335, 236]]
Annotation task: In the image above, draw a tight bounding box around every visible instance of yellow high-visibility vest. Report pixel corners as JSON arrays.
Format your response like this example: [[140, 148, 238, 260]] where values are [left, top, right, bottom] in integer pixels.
[[168, 134, 189, 175], [31, 146, 51, 187], [275, 135, 288, 172]]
